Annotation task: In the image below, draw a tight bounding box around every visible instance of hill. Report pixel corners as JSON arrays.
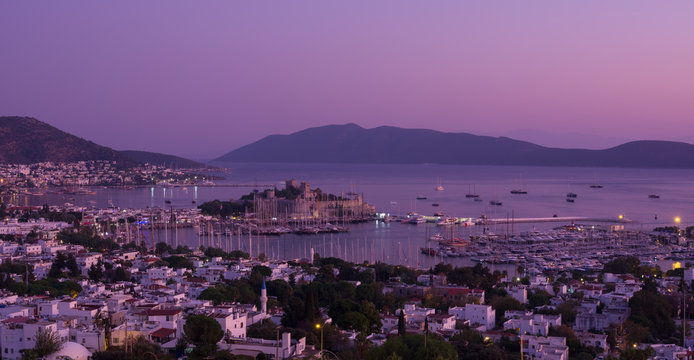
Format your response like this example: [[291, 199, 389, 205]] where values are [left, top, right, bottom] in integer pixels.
[[0, 116, 137, 167], [120, 150, 211, 169], [215, 124, 694, 168]]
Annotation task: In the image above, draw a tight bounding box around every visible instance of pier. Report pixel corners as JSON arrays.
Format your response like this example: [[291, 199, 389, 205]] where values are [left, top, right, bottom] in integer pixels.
[[478, 216, 630, 225], [407, 215, 630, 225]]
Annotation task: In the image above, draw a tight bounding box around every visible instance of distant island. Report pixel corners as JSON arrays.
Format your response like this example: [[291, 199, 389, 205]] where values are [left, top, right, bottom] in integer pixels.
[[216, 123, 694, 168], [0, 116, 206, 168]]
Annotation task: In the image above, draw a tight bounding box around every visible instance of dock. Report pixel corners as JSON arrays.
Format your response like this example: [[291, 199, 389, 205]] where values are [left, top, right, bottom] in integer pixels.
[[477, 216, 630, 225], [411, 215, 630, 225]]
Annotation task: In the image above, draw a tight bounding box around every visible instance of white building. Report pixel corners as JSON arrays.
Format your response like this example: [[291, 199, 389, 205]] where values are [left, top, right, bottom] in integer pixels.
[[0, 317, 58, 360], [209, 308, 248, 340], [427, 314, 456, 333], [450, 304, 496, 330], [224, 332, 306, 359], [503, 312, 561, 336], [523, 335, 569, 360]]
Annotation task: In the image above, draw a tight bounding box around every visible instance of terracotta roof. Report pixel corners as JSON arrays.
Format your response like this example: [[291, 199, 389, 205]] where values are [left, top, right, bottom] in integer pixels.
[[2, 317, 30, 324], [150, 327, 176, 338], [145, 309, 181, 316]]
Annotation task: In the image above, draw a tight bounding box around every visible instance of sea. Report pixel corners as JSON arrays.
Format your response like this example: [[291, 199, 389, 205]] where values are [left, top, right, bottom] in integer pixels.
[[7, 163, 694, 275]]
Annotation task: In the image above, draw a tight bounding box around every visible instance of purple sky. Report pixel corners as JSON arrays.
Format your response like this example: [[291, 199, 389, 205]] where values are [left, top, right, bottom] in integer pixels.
[[2, 1, 694, 158]]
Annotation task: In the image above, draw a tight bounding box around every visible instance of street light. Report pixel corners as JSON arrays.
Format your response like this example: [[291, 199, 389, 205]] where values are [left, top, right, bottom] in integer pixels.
[[675, 217, 681, 224], [315, 323, 323, 359]]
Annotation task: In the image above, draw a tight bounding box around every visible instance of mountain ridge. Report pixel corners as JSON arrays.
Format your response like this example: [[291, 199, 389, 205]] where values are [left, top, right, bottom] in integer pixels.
[[215, 123, 694, 168], [0, 116, 204, 168], [120, 150, 212, 169]]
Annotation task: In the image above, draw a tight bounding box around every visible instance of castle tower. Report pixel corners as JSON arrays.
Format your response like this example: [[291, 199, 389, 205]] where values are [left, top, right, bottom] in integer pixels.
[[260, 278, 268, 315]]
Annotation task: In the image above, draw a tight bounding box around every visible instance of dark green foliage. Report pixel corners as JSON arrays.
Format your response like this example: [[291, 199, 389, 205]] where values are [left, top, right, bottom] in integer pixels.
[[113, 267, 130, 282], [198, 200, 251, 217], [252, 265, 272, 278], [629, 289, 675, 339], [33, 327, 62, 357], [434, 263, 503, 291], [92, 336, 166, 360], [246, 321, 278, 340], [204, 247, 249, 260], [328, 299, 381, 334], [57, 228, 119, 252], [184, 315, 224, 357], [398, 309, 406, 336], [619, 347, 654, 360], [548, 325, 603, 358], [366, 334, 457, 360], [603, 256, 640, 274], [198, 280, 258, 306], [88, 260, 104, 281], [452, 327, 514, 360], [66, 254, 80, 277], [161, 255, 194, 269], [653, 226, 679, 233], [489, 296, 525, 327], [666, 268, 685, 277], [528, 290, 552, 308]]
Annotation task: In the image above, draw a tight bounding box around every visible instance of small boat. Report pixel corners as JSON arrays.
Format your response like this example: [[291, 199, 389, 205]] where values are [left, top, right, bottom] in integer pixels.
[[566, 192, 577, 198], [416, 195, 427, 200], [437, 217, 457, 226], [432, 203, 440, 207], [473, 198, 483, 202], [489, 200, 502, 206], [435, 177, 444, 191], [589, 184, 603, 189], [165, 200, 172, 204], [429, 234, 444, 241], [433, 211, 444, 216], [465, 184, 480, 198], [420, 248, 436, 256], [192, 200, 197, 204], [409, 216, 426, 224], [510, 174, 528, 194], [566, 198, 575, 203], [648, 194, 660, 199]]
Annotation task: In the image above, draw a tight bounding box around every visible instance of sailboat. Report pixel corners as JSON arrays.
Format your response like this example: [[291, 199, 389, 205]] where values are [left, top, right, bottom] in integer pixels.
[[510, 174, 528, 194], [589, 173, 603, 188], [566, 178, 578, 199], [465, 184, 480, 198], [435, 177, 444, 191]]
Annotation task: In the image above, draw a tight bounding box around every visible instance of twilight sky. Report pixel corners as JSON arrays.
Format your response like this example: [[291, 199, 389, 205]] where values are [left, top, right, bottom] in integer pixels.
[[2, 1, 694, 158]]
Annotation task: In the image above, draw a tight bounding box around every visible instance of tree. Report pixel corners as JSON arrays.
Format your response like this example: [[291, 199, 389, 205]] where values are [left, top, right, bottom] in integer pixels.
[[89, 260, 104, 282], [113, 267, 130, 282], [528, 290, 552, 308], [66, 254, 80, 277], [184, 314, 224, 358], [603, 256, 640, 275], [398, 309, 406, 336], [34, 327, 62, 357], [48, 252, 67, 278], [629, 289, 675, 339], [366, 334, 456, 360], [490, 296, 525, 327]]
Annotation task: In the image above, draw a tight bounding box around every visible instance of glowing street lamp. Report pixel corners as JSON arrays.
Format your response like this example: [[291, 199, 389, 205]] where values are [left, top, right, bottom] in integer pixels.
[[315, 323, 323, 359], [675, 217, 681, 224]]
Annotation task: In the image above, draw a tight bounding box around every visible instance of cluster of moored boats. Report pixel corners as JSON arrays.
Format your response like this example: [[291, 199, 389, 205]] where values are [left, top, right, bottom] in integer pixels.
[[419, 226, 687, 273]]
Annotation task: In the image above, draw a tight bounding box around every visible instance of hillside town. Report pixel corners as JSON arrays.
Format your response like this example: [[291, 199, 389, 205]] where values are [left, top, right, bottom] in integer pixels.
[[0, 199, 693, 360], [0, 161, 219, 193]]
